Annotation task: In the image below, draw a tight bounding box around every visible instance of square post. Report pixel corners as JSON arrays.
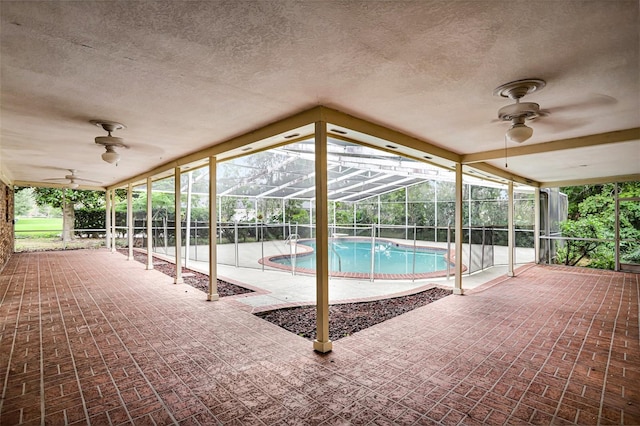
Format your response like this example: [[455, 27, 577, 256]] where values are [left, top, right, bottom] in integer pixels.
[[127, 183, 134, 260], [174, 167, 183, 284], [314, 121, 332, 353], [208, 157, 219, 301], [534, 187, 540, 264], [184, 171, 193, 269], [146, 177, 153, 270], [105, 189, 111, 250], [111, 189, 116, 252], [507, 180, 515, 276], [454, 163, 464, 295]]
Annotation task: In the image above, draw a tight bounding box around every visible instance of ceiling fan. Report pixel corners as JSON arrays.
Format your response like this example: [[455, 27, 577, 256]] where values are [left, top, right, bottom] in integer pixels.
[[493, 78, 547, 143], [91, 120, 129, 164], [44, 169, 100, 189]]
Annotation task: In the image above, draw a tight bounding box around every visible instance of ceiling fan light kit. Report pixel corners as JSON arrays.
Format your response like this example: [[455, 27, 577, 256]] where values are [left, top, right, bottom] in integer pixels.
[[101, 145, 121, 164], [90, 120, 128, 164], [506, 117, 534, 143], [494, 78, 546, 143]]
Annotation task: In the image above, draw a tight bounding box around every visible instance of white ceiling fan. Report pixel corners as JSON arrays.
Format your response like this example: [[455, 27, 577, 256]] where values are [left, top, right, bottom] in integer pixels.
[[91, 120, 129, 164], [44, 169, 100, 189], [493, 78, 547, 143]]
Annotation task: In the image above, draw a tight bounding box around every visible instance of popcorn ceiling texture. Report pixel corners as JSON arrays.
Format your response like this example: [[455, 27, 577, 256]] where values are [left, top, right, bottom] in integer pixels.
[[0, 1, 638, 187]]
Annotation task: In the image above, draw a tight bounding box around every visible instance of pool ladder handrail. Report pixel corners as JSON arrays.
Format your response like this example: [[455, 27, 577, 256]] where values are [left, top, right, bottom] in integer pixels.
[[284, 233, 300, 246], [330, 240, 343, 272]]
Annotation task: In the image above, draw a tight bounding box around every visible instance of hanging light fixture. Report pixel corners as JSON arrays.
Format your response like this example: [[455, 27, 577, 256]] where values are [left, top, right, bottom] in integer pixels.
[[90, 120, 128, 164], [505, 116, 534, 143], [101, 145, 121, 164]]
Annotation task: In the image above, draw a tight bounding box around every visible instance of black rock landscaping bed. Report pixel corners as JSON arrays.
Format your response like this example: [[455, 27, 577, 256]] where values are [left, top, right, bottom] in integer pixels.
[[256, 287, 451, 341], [117, 249, 253, 297]]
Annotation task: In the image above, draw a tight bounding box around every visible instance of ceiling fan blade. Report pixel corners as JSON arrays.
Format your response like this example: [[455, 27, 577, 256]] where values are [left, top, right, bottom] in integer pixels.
[[531, 116, 588, 133], [543, 94, 617, 115]]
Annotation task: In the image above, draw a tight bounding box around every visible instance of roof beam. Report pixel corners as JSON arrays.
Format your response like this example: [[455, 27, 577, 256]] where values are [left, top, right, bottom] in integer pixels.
[[319, 107, 461, 163], [256, 170, 317, 198], [462, 128, 640, 164], [334, 176, 416, 202], [218, 156, 299, 196], [326, 173, 391, 199], [107, 107, 323, 190], [539, 173, 640, 188], [467, 163, 540, 187]]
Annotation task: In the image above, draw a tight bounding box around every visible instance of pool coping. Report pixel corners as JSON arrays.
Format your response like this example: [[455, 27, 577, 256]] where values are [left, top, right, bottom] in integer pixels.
[[258, 236, 467, 280]]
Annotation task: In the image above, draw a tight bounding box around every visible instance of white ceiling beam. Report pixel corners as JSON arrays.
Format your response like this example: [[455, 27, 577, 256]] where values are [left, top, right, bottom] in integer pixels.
[[462, 128, 640, 164], [539, 173, 640, 188]]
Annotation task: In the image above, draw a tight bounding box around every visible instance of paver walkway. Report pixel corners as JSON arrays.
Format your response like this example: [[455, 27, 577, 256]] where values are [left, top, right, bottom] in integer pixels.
[[1, 249, 638, 425]]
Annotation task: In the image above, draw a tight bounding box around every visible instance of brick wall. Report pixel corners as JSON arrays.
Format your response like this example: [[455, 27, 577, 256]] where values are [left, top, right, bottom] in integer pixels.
[[0, 181, 14, 270]]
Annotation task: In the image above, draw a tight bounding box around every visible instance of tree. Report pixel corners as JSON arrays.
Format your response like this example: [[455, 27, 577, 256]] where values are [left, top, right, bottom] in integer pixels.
[[31, 188, 104, 242], [558, 182, 640, 269], [14, 187, 36, 217]]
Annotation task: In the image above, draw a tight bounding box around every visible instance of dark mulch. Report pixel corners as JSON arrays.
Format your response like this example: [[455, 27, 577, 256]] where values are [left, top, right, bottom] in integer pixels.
[[117, 249, 253, 297], [255, 287, 452, 341]]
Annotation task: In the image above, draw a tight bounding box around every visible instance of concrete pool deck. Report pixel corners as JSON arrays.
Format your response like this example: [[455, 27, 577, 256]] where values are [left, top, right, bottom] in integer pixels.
[[148, 240, 536, 312]]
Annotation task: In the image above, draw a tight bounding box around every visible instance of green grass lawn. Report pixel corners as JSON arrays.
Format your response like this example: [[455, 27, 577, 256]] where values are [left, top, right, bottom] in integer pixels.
[[14, 217, 107, 252], [15, 217, 63, 237]]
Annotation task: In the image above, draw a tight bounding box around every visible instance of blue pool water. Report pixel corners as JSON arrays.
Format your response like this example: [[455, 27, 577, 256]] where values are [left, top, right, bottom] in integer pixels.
[[274, 239, 449, 275]]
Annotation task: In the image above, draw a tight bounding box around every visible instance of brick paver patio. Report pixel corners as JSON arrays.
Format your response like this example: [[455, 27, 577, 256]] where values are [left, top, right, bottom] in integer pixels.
[[1, 249, 638, 425]]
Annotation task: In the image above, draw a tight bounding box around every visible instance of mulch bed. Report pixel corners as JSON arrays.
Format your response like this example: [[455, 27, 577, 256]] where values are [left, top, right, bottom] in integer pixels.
[[117, 249, 451, 341], [117, 249, 253, 297], [256, 287, 452, 341]]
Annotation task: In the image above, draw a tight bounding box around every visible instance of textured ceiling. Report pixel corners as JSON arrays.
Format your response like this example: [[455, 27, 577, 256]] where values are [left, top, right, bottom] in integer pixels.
[[1, 1, 638, 189]]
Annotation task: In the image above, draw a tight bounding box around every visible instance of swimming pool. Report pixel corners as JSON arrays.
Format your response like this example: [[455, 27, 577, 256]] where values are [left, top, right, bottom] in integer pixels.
[[262, 238, 451, 279]]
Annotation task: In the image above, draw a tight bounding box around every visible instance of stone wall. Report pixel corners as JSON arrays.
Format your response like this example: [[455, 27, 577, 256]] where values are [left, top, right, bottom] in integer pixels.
[[0, 181, 14, 270]]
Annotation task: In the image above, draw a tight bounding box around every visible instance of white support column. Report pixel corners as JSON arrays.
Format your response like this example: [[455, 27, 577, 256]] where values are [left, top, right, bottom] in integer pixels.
[[434, 181, 438, 242], [127, 183, 134, 260], [174, 167, 183, 284], [454, 163, 464, 295], [507, 181, 515, 277], [208, 157, 219, 301], [353, 203, 356, 234], [111, 189, 116, 252], [405, 190, 408, 240], [146, 177, 153, 270], [314, 121, 332, 353], [105, 189, 112, 250], [185, 171, 193, 269], [534, 187, 540, 264], [218, 196, 222, 244], [254, 198, 259, 237], [282, 198, 286, 237]]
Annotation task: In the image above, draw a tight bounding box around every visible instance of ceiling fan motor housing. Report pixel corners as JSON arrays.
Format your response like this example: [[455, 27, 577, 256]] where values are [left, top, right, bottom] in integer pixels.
[[497, 102, 542, 121], [95, 135, 126, 148]]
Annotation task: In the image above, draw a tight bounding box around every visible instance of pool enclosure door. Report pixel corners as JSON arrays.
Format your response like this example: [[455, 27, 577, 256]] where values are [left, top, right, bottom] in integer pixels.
[[617, 197, 640, 273]]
